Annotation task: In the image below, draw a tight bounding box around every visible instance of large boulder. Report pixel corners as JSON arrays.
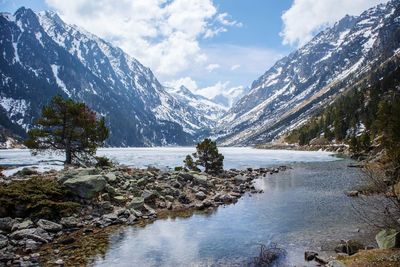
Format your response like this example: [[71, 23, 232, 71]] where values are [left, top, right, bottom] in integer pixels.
[[63, 175, 106, 199], [234, 175, 247, 186], [195, 191, 207, 200], [142, 190, 157, 204], [104, 173, 117, 183], [59, 168, 99, 182], [36, 219, 62, 232], [394, 182, 400, 198], [376, 229, 400, 249]]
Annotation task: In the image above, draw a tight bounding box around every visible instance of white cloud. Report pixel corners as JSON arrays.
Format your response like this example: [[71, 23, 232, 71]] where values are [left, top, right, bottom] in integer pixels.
[[230, 64, 240, 71], [164, 77, 198, 91], [45, 0, 239, 77], [281, 0, 390, 46], [206, 63, 220, 72], [196, 81, 231, 99]]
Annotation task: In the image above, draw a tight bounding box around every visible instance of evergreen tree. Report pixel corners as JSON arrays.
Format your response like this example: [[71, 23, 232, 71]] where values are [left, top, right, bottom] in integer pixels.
[[24, 95, 109, 165], [192, 138, 224, 174], [183, 154, 200, 172]]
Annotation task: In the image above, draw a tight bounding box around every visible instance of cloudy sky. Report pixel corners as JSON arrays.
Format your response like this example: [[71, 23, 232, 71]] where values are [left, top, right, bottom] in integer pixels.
[[1, 0, 390, 97]]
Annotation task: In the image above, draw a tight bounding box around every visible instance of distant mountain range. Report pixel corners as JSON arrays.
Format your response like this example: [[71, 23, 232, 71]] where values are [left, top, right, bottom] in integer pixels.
[[0, 8, 225, 146], [1, 0, 399, 147], [215, 0, 400, 145]]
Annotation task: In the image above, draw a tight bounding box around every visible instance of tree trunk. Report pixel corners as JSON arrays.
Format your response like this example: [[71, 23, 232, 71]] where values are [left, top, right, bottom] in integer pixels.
[[65, 146, 72, 165]]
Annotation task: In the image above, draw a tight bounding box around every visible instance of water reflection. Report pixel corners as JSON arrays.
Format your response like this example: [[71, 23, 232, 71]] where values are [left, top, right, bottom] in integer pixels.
[[89, 160, 375, 267]]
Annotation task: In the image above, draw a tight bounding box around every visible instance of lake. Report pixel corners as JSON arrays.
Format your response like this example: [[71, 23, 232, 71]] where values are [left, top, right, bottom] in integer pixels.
[[0, 148, 373, 266]]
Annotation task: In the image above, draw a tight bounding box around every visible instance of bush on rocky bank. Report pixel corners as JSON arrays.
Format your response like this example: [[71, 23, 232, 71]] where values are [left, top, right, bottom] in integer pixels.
[[0, 178, 80, 220]]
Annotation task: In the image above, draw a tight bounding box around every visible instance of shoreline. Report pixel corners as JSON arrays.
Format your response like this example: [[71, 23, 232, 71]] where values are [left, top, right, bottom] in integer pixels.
[[0, 165, 288, 266]]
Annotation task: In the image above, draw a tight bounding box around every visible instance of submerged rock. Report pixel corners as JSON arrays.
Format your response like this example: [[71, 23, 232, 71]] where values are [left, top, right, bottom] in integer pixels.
[[376, 229, 400, 249]]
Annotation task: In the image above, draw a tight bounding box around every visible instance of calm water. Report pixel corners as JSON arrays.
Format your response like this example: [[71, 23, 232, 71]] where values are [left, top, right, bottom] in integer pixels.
[[0, 148, 371, 266]]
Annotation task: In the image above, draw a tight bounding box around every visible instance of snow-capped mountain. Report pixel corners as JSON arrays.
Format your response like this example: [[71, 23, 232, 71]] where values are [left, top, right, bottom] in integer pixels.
[[208, 86, 249, 109], [0, 7, 220, 146], [217, 0, 400, 145]]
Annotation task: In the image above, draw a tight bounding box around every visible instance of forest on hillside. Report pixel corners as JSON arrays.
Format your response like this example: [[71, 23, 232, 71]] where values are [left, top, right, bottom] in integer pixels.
[[285, 57, 400, 172]]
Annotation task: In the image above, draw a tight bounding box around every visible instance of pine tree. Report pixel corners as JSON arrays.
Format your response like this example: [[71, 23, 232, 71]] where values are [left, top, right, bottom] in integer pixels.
[[192, 138, 224, 174], [24, 95, 109, 165]]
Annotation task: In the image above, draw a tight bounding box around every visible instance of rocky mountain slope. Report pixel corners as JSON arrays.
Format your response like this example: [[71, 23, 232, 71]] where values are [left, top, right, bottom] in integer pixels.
[[0, 7, 224, 147], [216, 0, 400, 145]]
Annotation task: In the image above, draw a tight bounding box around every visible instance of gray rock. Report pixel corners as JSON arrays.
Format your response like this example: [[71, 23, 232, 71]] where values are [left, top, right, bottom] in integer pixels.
[[142, 190, 157, 203], [12, 219, 33, 231], [54, 259, 64, 265], [376, 229, 400, 249], [195, 191, 207, 200], [60, 217, 79, 228], [234, 175, 247, 185], [0, 234, 8, 249], [334, 240, 364, 255], [0, 217, 16, 232], [128, 197, 145, 210], [127, 215, 137, 225], [10, 228, 52, 243], [36, 219, 62, 232], [104, 173, 117, 183], [192, 174, 209, 187], [24, 239, 40, 252], [63, 175, 106, 199], [102, 213, 118, 221]]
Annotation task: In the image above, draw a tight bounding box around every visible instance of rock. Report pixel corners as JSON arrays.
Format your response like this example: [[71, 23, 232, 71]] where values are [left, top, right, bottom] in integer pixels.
[[10, 228, 52, 243], [102, 213, 118, 221], [234, 175, 246, 186], [304, 251, 318, 261], [326, 260, 346, 267], [142, 190, 157, 203], [192, 174, 209, 187], [63, 175, 106, 199], [105, 184, 117, 196], [345, 190, 359, 197], [0, 234, 8, 249], [195, 191, 207, 200], [113, 195, 126, 203], [60, 217, 79, 228], [334, 240, 364, 255], [12, 219, 34, 231], [178, 173, 194, 182], [98, 201, 113, 212], [36, 219, 62, 232], [0, 217, 16, 232], [104, 173, 117, 183], [127, 215, 137, 225], [54, 259, 64, 265], [24, 239, 40, 252], [376, 229, 400, 249], [128, 197, 145, 210]]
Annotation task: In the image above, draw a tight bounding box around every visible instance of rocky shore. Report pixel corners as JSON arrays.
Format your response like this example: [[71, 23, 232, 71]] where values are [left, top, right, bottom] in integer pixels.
[[0, 165, 288, 266]]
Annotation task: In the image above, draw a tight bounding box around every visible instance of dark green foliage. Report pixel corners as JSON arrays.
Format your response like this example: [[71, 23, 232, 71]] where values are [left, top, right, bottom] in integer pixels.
[[192, 138, 224, 174], [0, 178, 80, 219], [24, 95, 109, 165], [95, 156, 114, 168], [286, 62, 400, 166], [183, 154, 200, 172]]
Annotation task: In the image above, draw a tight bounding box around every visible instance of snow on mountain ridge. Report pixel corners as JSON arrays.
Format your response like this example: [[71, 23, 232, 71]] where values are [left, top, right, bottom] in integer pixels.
[[217, 0, 400, 145]]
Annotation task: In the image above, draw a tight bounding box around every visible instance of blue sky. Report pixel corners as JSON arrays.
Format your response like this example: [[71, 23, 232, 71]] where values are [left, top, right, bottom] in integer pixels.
[[0, 0, 389, 98]]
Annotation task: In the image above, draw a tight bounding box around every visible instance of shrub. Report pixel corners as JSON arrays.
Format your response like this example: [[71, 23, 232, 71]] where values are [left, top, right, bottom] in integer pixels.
[[0, 178, 80, 220]]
